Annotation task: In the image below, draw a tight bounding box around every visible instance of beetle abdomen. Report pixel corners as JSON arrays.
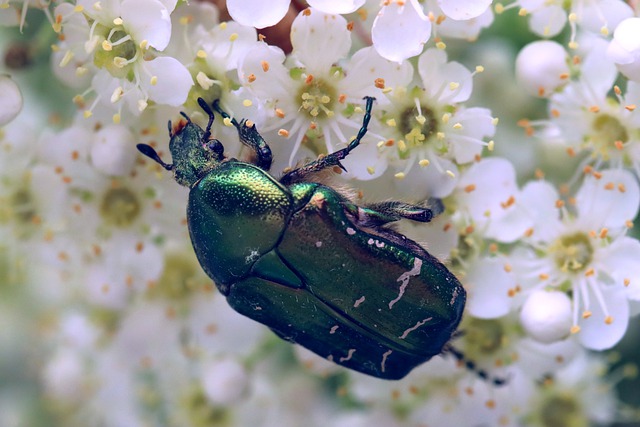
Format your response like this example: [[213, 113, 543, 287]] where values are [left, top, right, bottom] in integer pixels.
[[227, 275, 429, 379]]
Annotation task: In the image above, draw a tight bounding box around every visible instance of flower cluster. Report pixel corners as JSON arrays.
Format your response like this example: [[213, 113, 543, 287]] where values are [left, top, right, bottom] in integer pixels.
[[1, 1, 640, 426]]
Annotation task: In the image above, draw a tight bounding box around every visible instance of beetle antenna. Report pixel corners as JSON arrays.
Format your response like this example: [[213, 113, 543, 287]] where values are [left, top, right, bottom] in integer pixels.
[[136, 143, 174, 171], [445, 345, 508, 387]]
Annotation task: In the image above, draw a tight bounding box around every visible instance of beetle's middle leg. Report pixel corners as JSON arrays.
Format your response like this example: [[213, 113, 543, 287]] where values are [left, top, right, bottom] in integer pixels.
[[210, 100, 273, 170], [354, 199, 444, 227], [280, 96, 375, 185]]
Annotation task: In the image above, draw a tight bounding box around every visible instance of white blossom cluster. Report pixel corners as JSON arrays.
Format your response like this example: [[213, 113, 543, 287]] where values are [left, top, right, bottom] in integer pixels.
[[1, 0, 640, 426]]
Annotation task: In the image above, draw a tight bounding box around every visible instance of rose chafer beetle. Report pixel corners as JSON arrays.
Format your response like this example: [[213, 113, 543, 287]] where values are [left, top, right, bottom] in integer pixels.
[[137, 97, 466, 380]]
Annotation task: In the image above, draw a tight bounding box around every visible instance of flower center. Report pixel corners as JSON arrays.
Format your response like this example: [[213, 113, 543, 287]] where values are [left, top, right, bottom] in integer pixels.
[[550, 232, 593, 274], [590, 113, 628, 160], [0, 187, 38, 238], [396, 103, 439, 159], [297, 77, 338, 121], [182, 388, 230, 427], [148, 251, 206, 300], [100, 186, 141, 227], [93, 27, 138, 80], [464, 318, 505, 356], [539, 392, 585, 427]]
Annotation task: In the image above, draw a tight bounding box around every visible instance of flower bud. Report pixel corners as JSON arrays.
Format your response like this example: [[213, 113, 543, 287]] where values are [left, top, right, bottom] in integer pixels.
[[516, 41, 569, 97], [520, 290, 572, 343], [0, 74, 23, 125], [607, 17, 640, 82]]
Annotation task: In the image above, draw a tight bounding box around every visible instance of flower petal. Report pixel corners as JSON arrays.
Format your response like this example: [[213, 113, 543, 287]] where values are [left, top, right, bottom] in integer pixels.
[[227, 0, 290, 28], [140, 56, 193, 106], [465, 257, 513, 319], [90, 125, 137, 176], [457, 157, 517, 223], [307, 0, 365, 14], [578, 287, 629, 350], [291, 9, 351, 74], [575, 168, 640, 229], [121, 0, 172, 51], [437, 0, 491, 20], [372, 0, 430, 62], [519, 180, 562, 243], [597, 237, 640, 300], [529, 6, 566, 37], [418, 48, 472, 104], [342, 46, 414, 98]]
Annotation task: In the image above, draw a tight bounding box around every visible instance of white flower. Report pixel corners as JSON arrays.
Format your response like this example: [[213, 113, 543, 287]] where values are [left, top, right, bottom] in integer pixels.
[[499, 0, 632, 41], [239, 8, 411, 174], [53, 0, 192, 119], [84, 235, 164, 308], [184, 283, 266, 357], [526, 353, 616, 426], [519, 37, 640, 172], [373, 48, 495, 198], [607, 17, 640, 82], [511, 169, 640, 350]]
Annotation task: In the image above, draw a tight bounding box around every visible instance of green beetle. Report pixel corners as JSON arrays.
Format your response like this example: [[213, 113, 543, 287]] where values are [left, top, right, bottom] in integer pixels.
[[137, 97, 466, 380]]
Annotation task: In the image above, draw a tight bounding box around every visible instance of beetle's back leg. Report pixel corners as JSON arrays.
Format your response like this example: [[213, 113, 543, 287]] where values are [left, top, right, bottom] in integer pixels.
[[280, 97, 375, 185], [211, 100, 273, 170], [353, 199, 444, 227]]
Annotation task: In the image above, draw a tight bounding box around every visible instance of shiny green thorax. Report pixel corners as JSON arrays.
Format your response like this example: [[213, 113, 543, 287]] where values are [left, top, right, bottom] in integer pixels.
[[136, 97, 469, 380]]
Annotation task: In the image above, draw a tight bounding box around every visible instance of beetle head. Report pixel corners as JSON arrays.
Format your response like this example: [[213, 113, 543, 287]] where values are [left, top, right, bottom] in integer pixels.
[[137, 98, 225, 187]]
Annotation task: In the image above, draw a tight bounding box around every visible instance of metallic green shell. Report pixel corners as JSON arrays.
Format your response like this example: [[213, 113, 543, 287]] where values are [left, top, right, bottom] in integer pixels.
[[188, 161, 465, 379], [187, 161, 293, 290]]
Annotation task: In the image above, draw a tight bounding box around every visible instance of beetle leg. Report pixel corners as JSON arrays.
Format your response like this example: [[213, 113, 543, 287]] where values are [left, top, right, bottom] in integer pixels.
[[444, 345, 508, 387], [355, 199, 444, 227], [210, 100, 273, 170], [280, 96, 375, 185]]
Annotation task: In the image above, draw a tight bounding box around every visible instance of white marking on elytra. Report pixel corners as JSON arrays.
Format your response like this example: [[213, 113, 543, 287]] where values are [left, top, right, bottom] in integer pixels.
[[315, 241, 323, 248], [329, 325, 339, 334], [354, 296, 366, 307], [245, 249, 260, 264], [339, 348, 356, 362], [381, 349, 393, 373], [368, 238, 375, 245], [450, 287, 459, 306], [399, 317, 432, 339], [375, 240, 385, 248], [346, 227, 356, 235], [388, 258, 423, 309]]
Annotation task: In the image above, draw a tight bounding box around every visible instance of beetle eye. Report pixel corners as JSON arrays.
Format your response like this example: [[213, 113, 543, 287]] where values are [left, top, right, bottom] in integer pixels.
[[206, 139, 224, 157]]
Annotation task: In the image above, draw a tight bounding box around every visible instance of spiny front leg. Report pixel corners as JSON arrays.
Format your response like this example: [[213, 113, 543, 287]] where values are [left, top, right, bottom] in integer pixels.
[[280, 97, 375, 185], [212, 100, 273, 170]]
